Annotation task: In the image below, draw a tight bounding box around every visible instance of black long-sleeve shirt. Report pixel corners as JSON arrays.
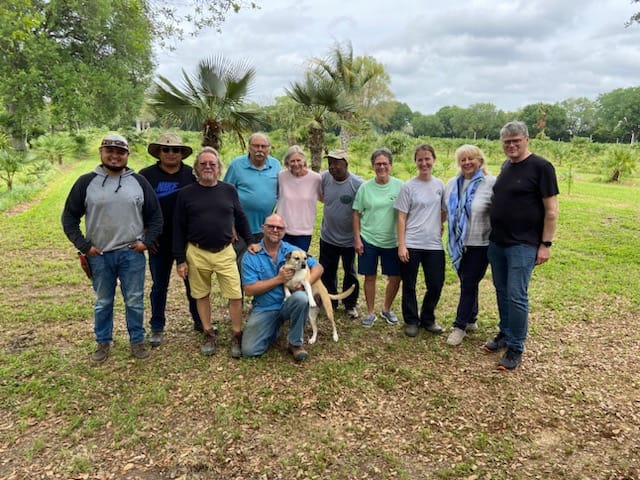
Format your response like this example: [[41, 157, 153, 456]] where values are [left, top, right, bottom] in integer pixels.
[[173, 181, 252, 264]]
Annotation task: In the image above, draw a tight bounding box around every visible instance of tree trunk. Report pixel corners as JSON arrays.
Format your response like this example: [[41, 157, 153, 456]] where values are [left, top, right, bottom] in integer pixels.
[[308, 124, 324, 172]]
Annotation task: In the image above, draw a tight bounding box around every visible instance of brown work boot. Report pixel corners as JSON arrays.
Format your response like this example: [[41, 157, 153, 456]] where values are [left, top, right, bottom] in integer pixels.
[[130, 342, 150, 360], [287, 343, 308, 362], [200, 327, 217, 356], [230, 331, 242, 359], [91, 343, 110, 363]]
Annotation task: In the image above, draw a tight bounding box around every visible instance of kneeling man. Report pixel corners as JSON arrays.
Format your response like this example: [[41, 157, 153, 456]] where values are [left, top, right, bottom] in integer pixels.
[[241, 214, 323, 362]]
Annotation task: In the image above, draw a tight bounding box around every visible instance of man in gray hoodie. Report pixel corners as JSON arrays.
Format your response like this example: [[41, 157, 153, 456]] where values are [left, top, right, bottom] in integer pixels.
[[62, 134, 163, 363]]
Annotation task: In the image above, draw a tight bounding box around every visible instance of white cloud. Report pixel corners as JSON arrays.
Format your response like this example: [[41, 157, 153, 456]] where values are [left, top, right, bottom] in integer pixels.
[[154, 0, 640, 114]]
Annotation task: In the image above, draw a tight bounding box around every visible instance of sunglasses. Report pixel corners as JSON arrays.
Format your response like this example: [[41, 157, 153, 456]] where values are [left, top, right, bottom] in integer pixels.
[[161, 147, 183, 154], [264, 224, 285, 231]]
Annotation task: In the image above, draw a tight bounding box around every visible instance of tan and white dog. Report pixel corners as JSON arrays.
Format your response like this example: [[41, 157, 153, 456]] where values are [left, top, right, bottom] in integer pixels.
[[283, 250, 355, 344]]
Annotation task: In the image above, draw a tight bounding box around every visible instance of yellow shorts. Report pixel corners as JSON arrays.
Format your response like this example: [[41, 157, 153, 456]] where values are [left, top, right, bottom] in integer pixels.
[[186, 243, 242, 300]]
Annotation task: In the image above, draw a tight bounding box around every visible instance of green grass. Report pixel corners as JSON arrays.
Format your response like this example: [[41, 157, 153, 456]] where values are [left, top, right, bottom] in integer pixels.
[[0, 140, 638, 479]]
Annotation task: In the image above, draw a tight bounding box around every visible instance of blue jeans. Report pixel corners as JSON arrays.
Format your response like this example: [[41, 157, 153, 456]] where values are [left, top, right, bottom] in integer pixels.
[[241, 291, 309, 357], [400, 249, 445, 326], [149, 248, 201, 332], [453, 246, 489, 329], [488, 242, 537, 352], [88, 249, 146, 345]]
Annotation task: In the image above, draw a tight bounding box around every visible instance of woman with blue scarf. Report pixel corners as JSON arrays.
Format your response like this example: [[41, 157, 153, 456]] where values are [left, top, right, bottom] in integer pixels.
[[444, 145, 496, 346]]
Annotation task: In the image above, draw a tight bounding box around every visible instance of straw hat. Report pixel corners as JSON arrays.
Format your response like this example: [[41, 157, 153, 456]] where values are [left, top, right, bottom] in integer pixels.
[[147, 133, 193, 159]]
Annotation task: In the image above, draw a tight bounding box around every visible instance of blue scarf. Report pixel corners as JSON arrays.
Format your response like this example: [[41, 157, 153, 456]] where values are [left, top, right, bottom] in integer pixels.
[[447, 170, 484, 272]]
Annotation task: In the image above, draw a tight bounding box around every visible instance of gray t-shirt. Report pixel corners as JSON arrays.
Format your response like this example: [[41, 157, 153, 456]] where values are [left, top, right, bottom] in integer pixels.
[[394, 176, 445, 250], [320, 171, 363, 246], [444, 174, 496, 246]]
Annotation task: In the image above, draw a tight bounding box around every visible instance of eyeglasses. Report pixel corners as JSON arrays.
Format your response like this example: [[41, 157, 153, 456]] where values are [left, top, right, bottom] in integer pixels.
[[502, 138, 525, 146], [198, 161, 218, 167], [264, 224, 285, 231], [250, 143, 270, 149], [374, 162, 390, 168], [161, 147, 183, 154]]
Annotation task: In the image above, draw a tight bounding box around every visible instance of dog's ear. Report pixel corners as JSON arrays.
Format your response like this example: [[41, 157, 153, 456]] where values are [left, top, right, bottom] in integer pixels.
[[285, 252, 292, 260]]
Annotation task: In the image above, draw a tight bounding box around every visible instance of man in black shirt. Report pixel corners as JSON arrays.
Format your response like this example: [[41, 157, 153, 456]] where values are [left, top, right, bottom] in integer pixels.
[[173, 147, 258, 357], [139, 133, 202, 347], [483, 121, 559, 371]]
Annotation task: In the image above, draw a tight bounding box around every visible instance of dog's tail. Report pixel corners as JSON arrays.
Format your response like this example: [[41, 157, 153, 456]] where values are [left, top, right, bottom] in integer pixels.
[[327, 284, 356, 301]]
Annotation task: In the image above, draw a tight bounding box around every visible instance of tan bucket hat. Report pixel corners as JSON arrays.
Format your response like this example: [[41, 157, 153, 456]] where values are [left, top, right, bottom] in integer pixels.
[[147, 133, 193, 159]]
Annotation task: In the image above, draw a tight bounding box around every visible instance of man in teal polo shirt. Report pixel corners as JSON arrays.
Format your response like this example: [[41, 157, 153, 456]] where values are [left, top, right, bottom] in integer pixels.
[[224, 132, 280, 244]]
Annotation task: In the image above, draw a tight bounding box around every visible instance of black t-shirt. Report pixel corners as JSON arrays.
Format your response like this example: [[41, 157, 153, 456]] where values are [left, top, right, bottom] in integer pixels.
[[489, 153, 559, 247], [173, 181, 252, 264]]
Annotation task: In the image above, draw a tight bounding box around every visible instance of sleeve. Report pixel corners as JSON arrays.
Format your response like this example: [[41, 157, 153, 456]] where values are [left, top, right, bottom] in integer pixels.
[[240, 250, 260, 286], [136, 174, 163, 247], [352, 184, 364, 213], [393, 184, 410, 214], [61, 174, 94, 254], [539, 161, 559, 198]]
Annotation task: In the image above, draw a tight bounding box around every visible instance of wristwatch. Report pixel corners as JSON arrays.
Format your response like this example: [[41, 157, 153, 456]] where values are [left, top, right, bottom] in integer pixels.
[[541, 241, 552, 248]]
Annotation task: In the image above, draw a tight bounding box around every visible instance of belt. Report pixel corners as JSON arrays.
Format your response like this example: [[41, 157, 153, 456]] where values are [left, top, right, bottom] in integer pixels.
[[192, 242, 231, 254]]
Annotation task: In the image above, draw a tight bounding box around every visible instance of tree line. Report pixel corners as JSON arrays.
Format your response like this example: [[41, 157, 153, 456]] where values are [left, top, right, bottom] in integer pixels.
[[1, 1, 639, 157]]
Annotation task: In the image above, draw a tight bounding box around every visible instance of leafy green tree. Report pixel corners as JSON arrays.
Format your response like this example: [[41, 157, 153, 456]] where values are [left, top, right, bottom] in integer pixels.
[[560, 97, 598, 138], [597, 87, 640, 144], [149, 56, 265, 150], [435, 106, 466, 138], [0, 0, 154, 144], [626, 0, 640, 26], [519, 103, 568, 140], [411, 113, 444, 138]]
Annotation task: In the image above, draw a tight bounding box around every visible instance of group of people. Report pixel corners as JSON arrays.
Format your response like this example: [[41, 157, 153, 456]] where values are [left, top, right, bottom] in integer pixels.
[[62, 120, 558, 371]]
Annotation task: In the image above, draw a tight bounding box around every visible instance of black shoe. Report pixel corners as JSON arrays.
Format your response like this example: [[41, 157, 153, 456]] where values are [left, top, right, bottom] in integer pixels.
[[498, 349, 522, 371], [404, 323, 419, 337], [422, 322, 444, 334], [483, 332, 507, 353], [149, 331, 163, 348]]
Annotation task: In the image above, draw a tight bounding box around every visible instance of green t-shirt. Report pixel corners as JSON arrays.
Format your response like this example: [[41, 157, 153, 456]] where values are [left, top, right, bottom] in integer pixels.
[[352, 177, 403, 248]]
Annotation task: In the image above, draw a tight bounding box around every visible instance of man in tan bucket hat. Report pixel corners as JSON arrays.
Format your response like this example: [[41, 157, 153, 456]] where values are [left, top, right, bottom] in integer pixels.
[[139, 133, 201, 347]]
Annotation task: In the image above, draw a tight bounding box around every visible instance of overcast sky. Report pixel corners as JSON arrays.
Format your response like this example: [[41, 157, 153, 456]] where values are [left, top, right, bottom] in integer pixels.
[[154, 0, 640, 115]]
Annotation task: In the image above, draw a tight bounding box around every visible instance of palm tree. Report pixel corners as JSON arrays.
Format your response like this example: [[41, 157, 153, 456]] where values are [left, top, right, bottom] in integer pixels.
[[149, 56, 265, 150], [310, 42, 390, 149], [286, 74, 353, 171]]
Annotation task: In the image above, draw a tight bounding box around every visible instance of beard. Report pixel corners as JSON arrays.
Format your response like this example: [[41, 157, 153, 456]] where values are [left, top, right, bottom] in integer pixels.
[[102, 162, 126, 172]]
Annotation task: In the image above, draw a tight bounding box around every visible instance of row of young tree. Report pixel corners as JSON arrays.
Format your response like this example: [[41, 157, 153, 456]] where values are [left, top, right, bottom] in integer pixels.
[[1, 2, 639, 161]]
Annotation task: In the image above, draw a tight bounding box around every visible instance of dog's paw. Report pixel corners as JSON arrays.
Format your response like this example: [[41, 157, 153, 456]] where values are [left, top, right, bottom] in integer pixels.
[[309, 298, 317, 308], [308, 335, 317, 345], [332, 332, 339, 342]]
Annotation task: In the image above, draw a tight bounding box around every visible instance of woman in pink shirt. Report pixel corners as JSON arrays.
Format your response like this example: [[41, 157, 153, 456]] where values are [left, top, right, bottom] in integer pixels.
[[276, 145, 323, 251]]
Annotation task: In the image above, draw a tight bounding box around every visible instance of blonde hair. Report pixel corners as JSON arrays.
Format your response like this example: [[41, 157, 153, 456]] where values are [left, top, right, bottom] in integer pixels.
[[283, 145, 307, 168], [454, 144, 488, 175]]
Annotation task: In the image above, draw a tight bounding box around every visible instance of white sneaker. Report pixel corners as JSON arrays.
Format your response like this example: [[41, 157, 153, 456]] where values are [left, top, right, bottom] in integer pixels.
[[466, 322, 478, 332], [447, 327, 466, 346], [345, 307, 359, 319]]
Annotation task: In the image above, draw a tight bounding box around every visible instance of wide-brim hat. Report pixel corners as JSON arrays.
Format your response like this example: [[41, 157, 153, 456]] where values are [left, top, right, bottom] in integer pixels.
[[147, 133, 193, 159]]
